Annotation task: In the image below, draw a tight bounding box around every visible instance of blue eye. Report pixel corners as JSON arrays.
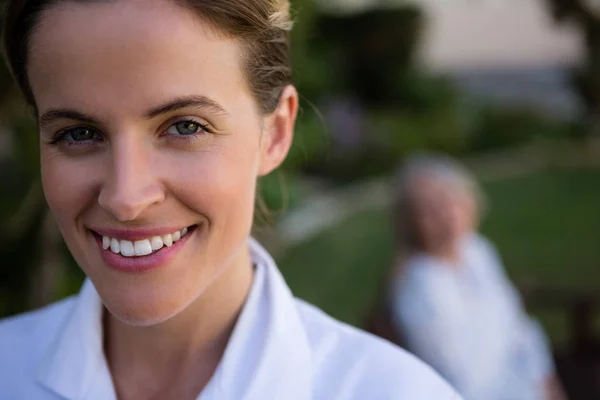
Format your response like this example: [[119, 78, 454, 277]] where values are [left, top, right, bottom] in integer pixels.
[[68, 127, 97, 141], [52, 127, 101, 144], [167, 120, 208, 136]]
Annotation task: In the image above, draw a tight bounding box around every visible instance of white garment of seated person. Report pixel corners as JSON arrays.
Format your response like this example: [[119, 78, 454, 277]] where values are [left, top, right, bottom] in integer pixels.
[[391, 233, 554, 400], [0, 238, 461, 400]]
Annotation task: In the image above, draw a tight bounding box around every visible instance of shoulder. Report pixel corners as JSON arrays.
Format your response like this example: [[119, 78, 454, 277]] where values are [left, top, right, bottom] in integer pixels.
[[295, 299, 461, 399], [463, 233, 507, 277], [0, 297, 77, 391], [464, 233, 500, 259]]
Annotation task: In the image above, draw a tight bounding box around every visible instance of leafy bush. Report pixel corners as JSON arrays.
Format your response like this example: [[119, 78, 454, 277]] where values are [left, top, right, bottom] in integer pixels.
[[467, 107, 576, 153]]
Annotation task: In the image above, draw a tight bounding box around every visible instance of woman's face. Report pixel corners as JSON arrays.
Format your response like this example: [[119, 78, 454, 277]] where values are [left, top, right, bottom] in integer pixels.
[[410, 175, 475, 255], [28, 0, 296, 325]]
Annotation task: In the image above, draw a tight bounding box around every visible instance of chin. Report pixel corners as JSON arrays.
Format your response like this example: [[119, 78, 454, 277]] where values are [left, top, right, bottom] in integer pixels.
[[98, 279, 203, 327]]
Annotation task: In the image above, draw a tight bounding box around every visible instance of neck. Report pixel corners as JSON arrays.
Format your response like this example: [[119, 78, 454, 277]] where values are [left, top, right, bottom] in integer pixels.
[[104, 245, 254, 400], [440, 249, 460, 265], [428, 243, 461, 266]]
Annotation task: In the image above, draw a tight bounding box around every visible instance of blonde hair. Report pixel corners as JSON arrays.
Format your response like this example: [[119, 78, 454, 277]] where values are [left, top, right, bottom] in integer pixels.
[[3, 0, 294, 114]]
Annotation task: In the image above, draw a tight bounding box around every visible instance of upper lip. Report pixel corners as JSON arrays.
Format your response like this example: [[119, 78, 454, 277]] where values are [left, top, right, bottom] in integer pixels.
[[89, 226, 194, 241]]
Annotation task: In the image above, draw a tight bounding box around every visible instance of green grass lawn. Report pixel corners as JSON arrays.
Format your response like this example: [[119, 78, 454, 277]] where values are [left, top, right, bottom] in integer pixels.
[[276, 167, 600, 344]]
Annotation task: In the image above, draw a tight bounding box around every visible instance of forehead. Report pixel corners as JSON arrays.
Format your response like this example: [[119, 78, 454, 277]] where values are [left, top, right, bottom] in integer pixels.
[[27, 0, 249, 116], [408, 174, 453, 201], [410, 173, 474, 205]]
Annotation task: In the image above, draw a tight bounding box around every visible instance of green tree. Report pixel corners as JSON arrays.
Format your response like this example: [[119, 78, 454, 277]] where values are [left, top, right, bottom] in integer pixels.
[[545, 0, 600, 137]]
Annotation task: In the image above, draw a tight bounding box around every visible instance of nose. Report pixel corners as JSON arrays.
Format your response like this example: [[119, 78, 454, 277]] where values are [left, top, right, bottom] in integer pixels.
[[98, 137, 165, 222]]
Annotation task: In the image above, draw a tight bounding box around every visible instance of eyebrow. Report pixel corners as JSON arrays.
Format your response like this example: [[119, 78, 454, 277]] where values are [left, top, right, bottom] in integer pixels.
[[38, 95, 228, 128], [39, 109, 99, 128], [146, 95, 229, 118]]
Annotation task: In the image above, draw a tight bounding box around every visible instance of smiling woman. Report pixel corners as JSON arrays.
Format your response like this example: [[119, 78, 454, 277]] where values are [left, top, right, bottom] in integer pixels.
[[0, 1, 461, 399]]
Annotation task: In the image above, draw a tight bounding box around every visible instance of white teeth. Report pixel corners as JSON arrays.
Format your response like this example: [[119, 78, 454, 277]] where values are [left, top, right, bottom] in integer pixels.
[[151, 236, 164, 251], [110, 238, 120, 254], [101, 227, 191, 257], [120, 240, 135, 257], [134, 240, 153, 256]]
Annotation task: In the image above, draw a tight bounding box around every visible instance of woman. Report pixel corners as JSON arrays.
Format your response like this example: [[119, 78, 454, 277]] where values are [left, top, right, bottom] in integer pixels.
[[389, 154, 566, 400], [0, 1, 460, 399]]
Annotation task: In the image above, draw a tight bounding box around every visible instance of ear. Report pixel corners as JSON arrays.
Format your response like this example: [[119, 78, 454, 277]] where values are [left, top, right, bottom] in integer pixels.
[[258, 85, 298, 176]]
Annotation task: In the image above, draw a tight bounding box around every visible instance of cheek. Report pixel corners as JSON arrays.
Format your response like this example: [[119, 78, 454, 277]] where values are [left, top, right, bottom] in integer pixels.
[[449, 204, 467, 234], [169, 141, 260, 222], [178, 161, 256, 214], [40, 151, 99, 226], [415, 214, 434, 239], [422, 219, 440, 241]]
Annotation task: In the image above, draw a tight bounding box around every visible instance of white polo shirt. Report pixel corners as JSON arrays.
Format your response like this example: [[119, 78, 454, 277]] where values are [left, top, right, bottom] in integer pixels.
[[0, 239, 461, 399]]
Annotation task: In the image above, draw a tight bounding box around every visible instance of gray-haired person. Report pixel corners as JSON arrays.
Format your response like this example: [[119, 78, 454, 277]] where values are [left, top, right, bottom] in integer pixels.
[[389, 153, 567, 400]]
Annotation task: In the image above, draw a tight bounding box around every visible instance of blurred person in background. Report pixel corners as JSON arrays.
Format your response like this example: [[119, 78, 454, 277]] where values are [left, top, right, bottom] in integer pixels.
[[389, 153, 567, 400], [0, 0, 461, 399]]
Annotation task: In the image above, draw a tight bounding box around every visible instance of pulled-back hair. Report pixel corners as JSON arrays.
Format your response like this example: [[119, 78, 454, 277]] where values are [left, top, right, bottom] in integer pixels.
[[2, 0, 293, 114]]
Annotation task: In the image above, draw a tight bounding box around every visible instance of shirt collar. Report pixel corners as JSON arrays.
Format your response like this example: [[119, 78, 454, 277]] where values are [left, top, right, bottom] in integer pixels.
[[36, 279, 112, 400], [206, 238, 312, 399], [36, 238, 312, 400]]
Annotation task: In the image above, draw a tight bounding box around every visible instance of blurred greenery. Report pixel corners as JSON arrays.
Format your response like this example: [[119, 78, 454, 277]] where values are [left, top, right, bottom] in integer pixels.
[[276, 167, 600, 345], [281, 1, 583, 185], [0, 0, 52, 315]]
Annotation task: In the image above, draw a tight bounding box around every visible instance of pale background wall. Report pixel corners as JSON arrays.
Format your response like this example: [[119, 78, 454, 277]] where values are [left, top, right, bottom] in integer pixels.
[[316, 0, 585, 116]]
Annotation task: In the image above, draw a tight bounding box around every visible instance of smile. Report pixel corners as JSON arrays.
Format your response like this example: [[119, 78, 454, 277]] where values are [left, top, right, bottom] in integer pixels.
[[101, 227, 190, 257], [90, 225, 199, 273]]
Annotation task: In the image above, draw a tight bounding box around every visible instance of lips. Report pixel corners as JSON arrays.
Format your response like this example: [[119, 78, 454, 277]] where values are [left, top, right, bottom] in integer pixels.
[[90, 225, 198, 272]]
